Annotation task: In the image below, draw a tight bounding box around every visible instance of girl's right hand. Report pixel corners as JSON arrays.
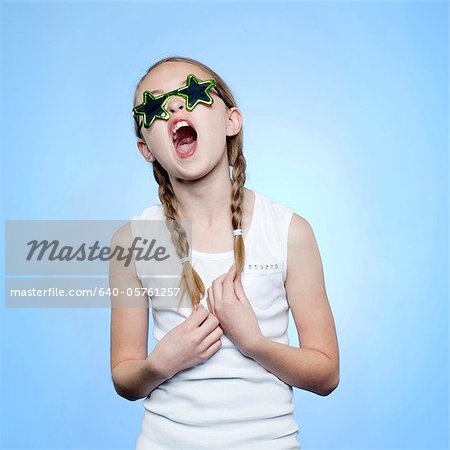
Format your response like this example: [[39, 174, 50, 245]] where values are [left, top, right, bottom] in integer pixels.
[[150, 304, 224, 380]]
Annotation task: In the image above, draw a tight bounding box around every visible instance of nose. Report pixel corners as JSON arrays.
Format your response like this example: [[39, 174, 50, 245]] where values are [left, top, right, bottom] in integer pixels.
[[166, 95, 185, 114]]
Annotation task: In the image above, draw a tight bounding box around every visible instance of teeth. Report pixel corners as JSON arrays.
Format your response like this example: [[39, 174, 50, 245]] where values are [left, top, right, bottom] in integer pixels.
[[172, 120, 191, 140]]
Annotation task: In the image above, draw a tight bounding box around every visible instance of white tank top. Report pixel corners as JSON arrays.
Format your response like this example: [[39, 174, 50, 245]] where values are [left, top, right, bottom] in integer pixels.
[[132, 189, 301, 449]]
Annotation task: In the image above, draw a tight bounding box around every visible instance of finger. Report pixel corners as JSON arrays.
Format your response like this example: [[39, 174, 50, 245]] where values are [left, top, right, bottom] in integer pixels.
[[197, 314, 221, 341], [194, 302, 206, 312], [221, 264, 236, 301], [213, 273, 228, 284], [233, 272, 247, 303], [206, 294, 211, 313], [203, 339, 222, 358], [188, 303, 209, 327], [201, 324, 224, 350], [211, 267, 234, 308], [228, 263, 236, 277], [207, 287, 215, 313], [212, 278, 224, 308]]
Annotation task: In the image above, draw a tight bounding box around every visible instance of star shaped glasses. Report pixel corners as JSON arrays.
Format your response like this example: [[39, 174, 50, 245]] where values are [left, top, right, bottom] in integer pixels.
[[132, 74, 218, 129]]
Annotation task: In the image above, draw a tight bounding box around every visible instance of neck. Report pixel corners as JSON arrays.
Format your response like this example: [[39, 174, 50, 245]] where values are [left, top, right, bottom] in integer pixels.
[[168, 158, 244, 228], [171, 180, 234, 227]]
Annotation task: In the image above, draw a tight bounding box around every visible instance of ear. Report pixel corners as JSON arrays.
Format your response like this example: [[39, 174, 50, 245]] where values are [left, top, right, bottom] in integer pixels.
[[137, 138, 155, 163], [225, 107, 242, 138]]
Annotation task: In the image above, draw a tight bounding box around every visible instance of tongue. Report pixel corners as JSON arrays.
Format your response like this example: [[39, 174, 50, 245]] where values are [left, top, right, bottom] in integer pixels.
[[176, 135, 196, 154]]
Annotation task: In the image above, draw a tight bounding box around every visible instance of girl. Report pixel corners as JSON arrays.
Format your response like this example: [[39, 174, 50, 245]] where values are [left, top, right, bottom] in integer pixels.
[[109, 56, 339, 449]]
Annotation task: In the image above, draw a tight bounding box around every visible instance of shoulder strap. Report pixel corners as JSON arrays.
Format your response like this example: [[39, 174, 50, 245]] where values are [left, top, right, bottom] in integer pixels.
[[265, 196, 294, 283], [130, 204, 163, 280]]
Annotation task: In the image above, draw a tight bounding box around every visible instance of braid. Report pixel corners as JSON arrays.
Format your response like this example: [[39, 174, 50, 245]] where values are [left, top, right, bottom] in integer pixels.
[[153, 161, 205, 309], [229, 135, 247, 276]]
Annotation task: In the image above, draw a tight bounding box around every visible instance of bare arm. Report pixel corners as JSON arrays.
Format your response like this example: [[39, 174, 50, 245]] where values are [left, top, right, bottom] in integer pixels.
[[109, 222, 224, 401], [109, 223, 168, 402], [243, 213, 340, 396]]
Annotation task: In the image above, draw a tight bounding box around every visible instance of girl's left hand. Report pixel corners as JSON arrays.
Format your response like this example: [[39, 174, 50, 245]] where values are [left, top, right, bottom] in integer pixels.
[[206, 263, 263, 357]]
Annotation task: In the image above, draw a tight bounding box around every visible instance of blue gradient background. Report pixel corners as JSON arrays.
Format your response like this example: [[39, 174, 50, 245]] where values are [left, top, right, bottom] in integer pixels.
[[1, 1, 448, 449]]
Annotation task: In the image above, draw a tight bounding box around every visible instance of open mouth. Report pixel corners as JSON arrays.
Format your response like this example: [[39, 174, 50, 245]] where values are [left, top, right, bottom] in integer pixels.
[[173, 123, 198, 157]]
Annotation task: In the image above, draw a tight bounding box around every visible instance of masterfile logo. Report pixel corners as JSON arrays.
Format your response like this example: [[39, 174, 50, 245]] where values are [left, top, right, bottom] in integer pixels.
[[4, 219, 192, 308]]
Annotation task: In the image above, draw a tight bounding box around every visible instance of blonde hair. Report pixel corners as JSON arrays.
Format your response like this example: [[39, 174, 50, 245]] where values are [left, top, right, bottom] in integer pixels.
[[132, 56, 247, 308]]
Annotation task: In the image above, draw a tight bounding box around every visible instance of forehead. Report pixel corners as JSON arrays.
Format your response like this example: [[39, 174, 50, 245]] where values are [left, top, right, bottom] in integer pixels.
[[138, 62, 212, 97]]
